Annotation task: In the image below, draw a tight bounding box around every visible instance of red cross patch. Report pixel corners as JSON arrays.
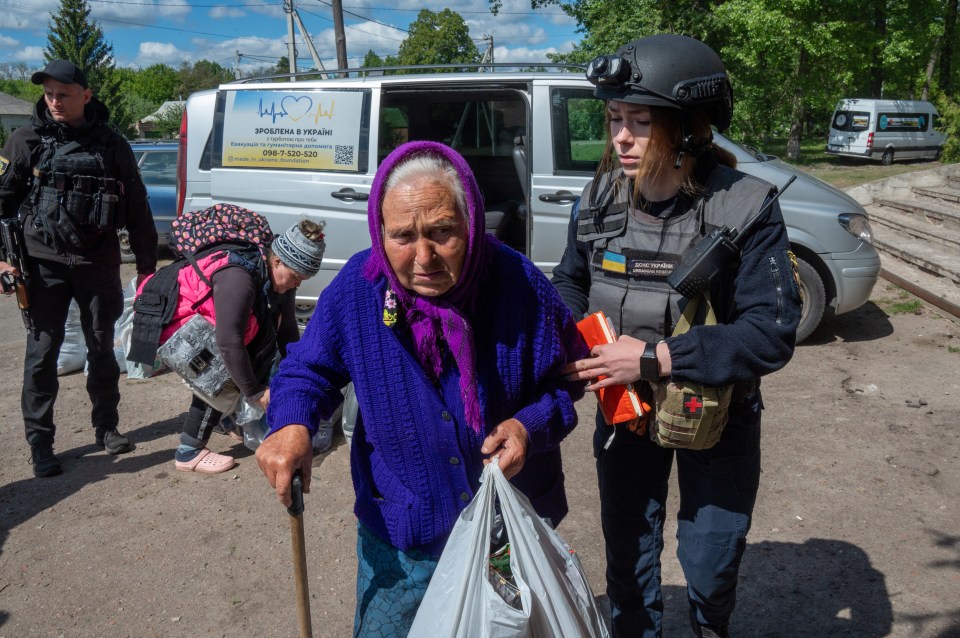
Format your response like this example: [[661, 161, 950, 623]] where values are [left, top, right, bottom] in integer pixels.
[[683, 393, 704, 416]]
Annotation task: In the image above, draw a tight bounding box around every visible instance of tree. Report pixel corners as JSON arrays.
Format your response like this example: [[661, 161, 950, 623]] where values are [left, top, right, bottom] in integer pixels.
[[44, 0, 132, 134], [177, 60, 236, 96], [395, 9, 480, 70]]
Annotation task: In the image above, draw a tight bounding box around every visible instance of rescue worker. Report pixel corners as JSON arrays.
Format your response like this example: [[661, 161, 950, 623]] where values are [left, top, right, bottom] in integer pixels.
[[0, 60, 157, 477], [552, 35, 802, 637]]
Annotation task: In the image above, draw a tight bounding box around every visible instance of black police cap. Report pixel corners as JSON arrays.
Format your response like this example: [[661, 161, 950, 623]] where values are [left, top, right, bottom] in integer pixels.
[[31, 60, 89, 89]]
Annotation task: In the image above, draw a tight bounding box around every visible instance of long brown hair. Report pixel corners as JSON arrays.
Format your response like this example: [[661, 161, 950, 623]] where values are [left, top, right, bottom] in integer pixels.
[[596, 102, 737, 199]]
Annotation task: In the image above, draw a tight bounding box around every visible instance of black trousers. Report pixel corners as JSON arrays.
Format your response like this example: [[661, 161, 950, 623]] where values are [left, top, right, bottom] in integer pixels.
[[22, 258, 123, 445], [179, 393, 223, 448]]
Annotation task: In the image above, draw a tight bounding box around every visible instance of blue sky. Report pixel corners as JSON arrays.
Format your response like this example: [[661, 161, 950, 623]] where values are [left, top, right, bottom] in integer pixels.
[[0, 0, 582, 75]]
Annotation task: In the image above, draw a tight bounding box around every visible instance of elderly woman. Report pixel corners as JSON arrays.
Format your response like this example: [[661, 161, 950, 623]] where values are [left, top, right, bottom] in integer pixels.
[[137, 211, 327, 474], [256, 141, 586, 635]]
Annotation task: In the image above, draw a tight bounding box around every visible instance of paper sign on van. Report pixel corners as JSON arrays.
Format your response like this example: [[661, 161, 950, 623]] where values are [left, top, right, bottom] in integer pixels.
[[220, 90, 365, 171]]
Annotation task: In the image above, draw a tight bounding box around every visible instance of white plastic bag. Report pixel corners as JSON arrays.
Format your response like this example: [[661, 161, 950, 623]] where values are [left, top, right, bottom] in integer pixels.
[[409, 462, 609, 638], [57, 300, 87, 375]]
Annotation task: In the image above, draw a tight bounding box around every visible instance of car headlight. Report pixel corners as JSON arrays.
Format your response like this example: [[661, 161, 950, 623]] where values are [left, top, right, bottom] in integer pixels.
[[838, 213, 874, 244]]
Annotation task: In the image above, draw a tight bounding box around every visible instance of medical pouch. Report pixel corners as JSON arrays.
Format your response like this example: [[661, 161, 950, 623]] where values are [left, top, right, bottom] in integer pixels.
[[650, 292, 734, 450]]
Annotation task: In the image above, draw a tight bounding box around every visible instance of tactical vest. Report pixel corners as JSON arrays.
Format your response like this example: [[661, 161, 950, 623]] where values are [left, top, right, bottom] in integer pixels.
[[24, 131, 120, 254], [576, 164, 773, 343]]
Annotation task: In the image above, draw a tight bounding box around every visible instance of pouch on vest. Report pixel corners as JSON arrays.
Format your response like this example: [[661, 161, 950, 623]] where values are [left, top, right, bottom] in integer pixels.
[[32, 139, 113, 252], [650, 292, 733, 450]]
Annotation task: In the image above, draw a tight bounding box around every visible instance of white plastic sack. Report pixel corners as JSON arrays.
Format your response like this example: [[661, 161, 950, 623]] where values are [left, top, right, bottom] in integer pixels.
[[409, 462, 609, 638], [57, 300, 86, 375]]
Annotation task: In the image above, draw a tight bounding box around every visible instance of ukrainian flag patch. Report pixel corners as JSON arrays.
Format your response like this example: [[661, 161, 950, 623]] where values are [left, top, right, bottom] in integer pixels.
[[0, 155, 9, 177], [601, 250, 627, 274]]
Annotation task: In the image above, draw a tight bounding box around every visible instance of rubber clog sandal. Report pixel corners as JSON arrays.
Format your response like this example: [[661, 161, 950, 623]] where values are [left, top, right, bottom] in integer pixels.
[[174, 448, 236, 474]]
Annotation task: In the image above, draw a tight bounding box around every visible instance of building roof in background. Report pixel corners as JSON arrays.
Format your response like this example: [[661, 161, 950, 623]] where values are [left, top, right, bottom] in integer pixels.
[[0, 92, 34, 116], [141, 100, 185, 123]]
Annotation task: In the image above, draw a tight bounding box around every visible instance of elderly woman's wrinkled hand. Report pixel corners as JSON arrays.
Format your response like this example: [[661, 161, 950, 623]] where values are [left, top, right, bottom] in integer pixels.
[[255, 424, 313, 507], [481, 418, 529, 479]]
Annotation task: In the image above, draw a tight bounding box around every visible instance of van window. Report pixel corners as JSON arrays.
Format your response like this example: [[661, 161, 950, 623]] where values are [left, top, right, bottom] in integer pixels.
[[551, 88, 606, 173], [832, 111, 870, 132], [877, 113, 929, 132], [212, 88, 372, 173]]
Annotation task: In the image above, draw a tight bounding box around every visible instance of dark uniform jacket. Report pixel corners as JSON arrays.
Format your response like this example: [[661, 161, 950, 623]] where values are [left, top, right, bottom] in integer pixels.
[[552, 152, 801, 391], [0, 96, 157, 275]]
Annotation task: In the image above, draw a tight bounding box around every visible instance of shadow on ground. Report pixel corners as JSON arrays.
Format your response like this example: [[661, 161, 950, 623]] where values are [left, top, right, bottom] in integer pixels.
[[0, 416, 183, 559]]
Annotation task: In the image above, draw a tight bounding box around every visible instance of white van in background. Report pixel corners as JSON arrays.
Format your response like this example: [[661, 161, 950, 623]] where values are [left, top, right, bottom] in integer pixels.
[[825, 98, 945, 165]]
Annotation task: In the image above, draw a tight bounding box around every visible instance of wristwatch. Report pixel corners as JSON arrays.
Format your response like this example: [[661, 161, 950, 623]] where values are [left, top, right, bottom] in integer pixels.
[[640, 342, 660, 381]]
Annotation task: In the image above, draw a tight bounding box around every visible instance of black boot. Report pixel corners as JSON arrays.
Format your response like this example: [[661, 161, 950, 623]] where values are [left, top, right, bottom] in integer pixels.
[[30, 441, 63, 478], [95, 427, 135, 454], [690, 607, 730, 638]]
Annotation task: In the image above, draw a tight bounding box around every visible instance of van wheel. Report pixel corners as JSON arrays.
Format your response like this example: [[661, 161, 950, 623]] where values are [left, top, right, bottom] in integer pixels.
[[881, 149, 894, 166], [796, 256, 825, 344], [935, 147, 943, 161]]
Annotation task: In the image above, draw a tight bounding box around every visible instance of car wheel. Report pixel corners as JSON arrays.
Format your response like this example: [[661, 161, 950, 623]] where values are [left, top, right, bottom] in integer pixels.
[[881, 148, 894, 166], [796, 256, 825, 344], [935, 146, 943, 161], [117, 228, 136, 263], [295, 301, 316, 328]]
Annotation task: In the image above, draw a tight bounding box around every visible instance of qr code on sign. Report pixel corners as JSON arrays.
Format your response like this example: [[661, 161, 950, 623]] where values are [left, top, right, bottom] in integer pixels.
[[334, 145, 354, 166]]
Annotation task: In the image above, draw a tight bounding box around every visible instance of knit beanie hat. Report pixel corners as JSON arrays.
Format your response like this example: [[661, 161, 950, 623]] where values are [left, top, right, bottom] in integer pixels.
[[273, 221, 326, 277]]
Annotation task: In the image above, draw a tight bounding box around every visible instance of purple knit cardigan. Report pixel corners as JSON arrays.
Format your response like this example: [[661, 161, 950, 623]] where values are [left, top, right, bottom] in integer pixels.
[[267, 246, 587, 552]]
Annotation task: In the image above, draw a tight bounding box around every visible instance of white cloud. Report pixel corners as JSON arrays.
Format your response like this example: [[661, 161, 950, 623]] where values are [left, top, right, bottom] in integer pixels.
[[7, 45, 46, 65], [137, 41, 191, 66], [0, 35, 19, 48], [209, 6, 246, 19]]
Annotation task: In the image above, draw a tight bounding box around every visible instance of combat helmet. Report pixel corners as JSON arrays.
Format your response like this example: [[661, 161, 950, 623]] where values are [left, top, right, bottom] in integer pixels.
[[586, 34, 733, 132]]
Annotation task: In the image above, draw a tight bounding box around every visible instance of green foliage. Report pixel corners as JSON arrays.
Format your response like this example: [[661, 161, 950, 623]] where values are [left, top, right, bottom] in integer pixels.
[[124, 93, 159, 126], [44, 0, 132, 134], [152, 102, 185, 138], [395, 9, 481, 70], [508, 0, 959, 150], [176, 60, 235, 96], [932, 89, 960, 163], [126, 64, 181, 103], [0, 80, 41, 103]]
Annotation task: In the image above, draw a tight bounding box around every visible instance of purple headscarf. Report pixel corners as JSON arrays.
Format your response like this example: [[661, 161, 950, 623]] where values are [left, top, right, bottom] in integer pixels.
[[363, 141, 493, 434]]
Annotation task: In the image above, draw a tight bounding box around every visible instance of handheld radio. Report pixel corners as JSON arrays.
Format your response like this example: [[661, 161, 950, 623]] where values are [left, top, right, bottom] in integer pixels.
[[666, 175, 796, 297]]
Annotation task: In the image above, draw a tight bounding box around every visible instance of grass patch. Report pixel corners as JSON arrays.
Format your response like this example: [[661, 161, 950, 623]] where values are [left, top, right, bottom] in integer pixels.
[[949, 346, 960, 353], [885, 299, 923, 315], [734, 136, 943, 190]]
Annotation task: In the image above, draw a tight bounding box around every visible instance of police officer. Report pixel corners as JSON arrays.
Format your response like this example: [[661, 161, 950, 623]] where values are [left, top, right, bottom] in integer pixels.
[[553, 36, 802, 637], [0, 60, 157, 477]]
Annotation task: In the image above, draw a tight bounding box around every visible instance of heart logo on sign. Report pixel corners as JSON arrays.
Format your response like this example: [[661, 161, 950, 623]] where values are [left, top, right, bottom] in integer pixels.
[[282, 96, 313, 121]]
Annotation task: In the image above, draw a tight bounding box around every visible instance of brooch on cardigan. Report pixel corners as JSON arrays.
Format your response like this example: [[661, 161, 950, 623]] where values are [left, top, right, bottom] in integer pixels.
[[383, 287, 398, 327]]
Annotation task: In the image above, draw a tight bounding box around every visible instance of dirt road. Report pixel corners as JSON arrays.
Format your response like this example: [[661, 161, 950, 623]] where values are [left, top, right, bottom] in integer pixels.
[[0, 270, 958, 637]]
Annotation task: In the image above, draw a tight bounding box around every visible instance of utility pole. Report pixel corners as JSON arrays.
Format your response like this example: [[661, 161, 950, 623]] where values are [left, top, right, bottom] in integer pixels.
[[292, 10, 329, 78], [331, 0, 348, 75], [234, 50, 241, 79], [283, 0, 297, 80], [481, 34, 494, 70]]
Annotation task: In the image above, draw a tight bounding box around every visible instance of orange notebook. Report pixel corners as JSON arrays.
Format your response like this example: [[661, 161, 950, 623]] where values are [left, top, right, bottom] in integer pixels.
[[576, 311, 646, 425]]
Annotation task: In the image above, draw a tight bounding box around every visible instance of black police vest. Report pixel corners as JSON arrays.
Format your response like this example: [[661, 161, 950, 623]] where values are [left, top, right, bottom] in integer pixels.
[[576, 166, 773, 343], [25, 131, 120, 254]]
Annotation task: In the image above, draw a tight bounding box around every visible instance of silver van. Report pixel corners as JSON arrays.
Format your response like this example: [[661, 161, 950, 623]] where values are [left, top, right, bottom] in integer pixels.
[[176, 66, 880, 342], [826, 98, 946, 165]]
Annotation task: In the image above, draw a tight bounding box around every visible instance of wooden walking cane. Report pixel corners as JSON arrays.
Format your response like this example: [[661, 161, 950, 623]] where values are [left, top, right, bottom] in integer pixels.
[[289, 471, 313, 638]]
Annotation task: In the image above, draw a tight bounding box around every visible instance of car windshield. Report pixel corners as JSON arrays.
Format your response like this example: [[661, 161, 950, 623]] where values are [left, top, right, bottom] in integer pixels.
[[139, 150, 177, 186]]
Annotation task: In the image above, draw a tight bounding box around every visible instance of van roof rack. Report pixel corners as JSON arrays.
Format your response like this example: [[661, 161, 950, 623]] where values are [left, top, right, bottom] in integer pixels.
[[234, 62, 588, 84]]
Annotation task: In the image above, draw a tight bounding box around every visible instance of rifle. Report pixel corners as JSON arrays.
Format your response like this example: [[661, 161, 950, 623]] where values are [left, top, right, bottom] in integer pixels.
[[0, 218, 33, 331]]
